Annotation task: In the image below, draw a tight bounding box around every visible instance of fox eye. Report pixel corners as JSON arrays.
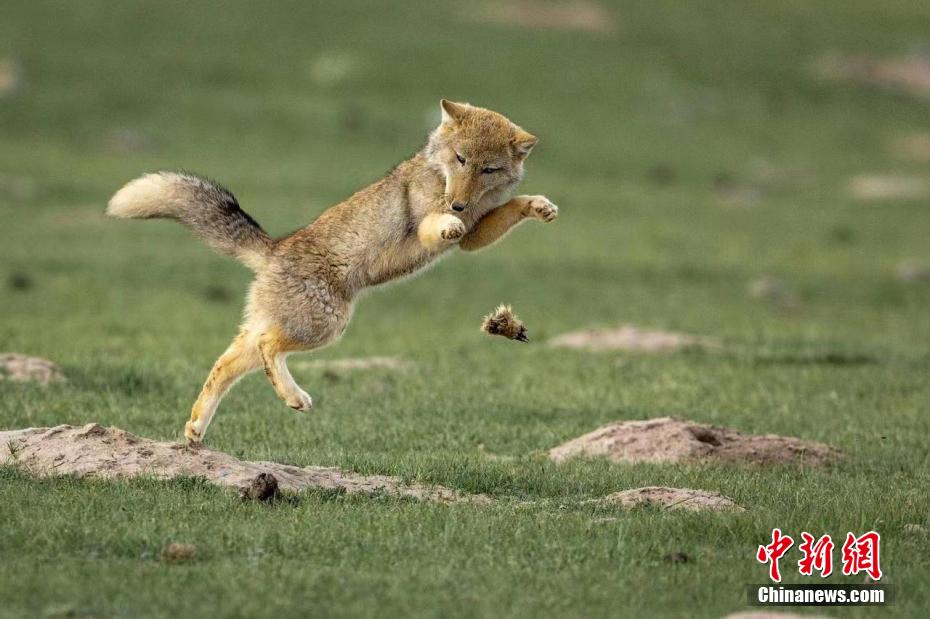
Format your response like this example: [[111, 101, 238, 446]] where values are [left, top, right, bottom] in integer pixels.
[[455, 152, 466, 165], [481, 167, 500, 174]]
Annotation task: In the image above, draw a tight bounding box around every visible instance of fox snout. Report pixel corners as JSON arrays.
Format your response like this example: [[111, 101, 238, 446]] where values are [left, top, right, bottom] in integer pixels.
[[446, 175, 479, 213]]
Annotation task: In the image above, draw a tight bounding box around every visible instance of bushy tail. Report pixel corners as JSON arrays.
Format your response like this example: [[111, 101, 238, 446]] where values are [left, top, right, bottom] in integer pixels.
[[107, 172, 273, 270]]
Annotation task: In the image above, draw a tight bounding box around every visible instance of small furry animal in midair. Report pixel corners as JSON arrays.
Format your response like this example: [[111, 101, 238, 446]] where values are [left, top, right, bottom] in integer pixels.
[[107, 100, 559, 443], [481, 305, 528, 342]]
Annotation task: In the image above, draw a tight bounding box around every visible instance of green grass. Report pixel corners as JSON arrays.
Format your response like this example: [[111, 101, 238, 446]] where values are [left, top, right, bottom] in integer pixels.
[[2, 1, 930, 617]]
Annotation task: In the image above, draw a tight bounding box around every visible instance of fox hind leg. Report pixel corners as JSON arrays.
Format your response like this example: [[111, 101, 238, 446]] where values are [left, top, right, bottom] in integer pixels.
[[185, 330, 262, 443], [258, 325, 314, 412]]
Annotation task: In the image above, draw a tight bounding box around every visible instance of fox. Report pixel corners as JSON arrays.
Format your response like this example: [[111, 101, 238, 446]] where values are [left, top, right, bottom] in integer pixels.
[[107, 99, 559, 443]]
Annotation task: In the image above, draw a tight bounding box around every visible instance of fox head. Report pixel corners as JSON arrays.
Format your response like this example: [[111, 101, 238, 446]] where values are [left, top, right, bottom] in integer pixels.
[[426, 99, 537, 213]]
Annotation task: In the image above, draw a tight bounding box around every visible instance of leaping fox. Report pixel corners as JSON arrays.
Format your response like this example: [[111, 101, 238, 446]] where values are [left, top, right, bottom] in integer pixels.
[[107, 100, 559, 442]]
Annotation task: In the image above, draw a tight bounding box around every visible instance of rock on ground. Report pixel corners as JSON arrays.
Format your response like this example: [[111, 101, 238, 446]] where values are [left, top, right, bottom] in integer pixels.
[[599, 487, 744, 512], [0, 424, 488, 504], [0, 353, 65, 385], [548, 326, 708, 352], [549, 417, 837, 466]]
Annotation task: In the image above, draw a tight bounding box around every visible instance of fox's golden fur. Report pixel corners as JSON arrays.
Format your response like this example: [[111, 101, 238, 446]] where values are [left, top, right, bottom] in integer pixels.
[[108, 100, 558, 442]]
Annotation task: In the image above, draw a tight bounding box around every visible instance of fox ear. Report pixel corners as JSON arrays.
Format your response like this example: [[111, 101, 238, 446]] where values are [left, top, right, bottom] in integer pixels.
[[512, 132, 538, 158], [440, 99, 468, 124]]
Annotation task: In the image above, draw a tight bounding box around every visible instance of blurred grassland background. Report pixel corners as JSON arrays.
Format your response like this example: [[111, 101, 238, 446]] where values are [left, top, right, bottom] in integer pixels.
[[1, 1, 929, 617]]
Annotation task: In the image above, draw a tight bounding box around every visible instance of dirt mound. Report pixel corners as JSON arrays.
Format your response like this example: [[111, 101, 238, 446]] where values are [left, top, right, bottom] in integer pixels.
[[816, 53, 930, 100], [478, 1, 614, 34], [890, 132, 930, 162], [849, 174, 928, 200], [548, 326, 707, 352], [747, 276, 801, 311], [0, 353, 65, 385], [724, 613, 830, 619], [308, 50, 359, 87], [0, 58, 24, 98], [293, 356, 409, 371], [160, 542, 197, 563], [599, 487, 744, 512], [897, 260, 930, 282], [549, 417, 836, 466], [0, 424, 487, 504]]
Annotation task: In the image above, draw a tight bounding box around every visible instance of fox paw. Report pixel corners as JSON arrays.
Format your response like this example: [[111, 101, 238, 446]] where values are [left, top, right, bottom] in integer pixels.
[[285, 389, 313, 412], [439, 217, 466, 241], [525, 196, 559, 222], [184, 420, 202, 444]]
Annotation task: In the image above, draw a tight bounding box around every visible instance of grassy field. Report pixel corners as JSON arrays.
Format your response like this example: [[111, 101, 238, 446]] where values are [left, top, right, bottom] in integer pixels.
[[2, 1, 930, 617]]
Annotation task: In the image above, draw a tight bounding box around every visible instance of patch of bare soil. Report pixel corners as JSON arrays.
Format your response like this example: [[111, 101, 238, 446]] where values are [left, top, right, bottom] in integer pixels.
[[723, 613, 830, 619], [713, 172, 762, 208], [599, 487, 744, 512], [549, 417, 837, 466], [0, 58, 23, 98], [478, 1, 614, 34], [897, 260, 930, 283], [815, 52, 930, 100], [0, 174, 37, 202], [747, 276, 802, 311], [849, 174, 929, 200], [102, 127, 156, 155], [548, 326, 708, 352], [890, 132, 930, 162], [0, 424, 488, 504], [293, 356, 409, 371], [308, 51, 359, 87], [160, 542, 197, 563], [0, 354, 65, 385]]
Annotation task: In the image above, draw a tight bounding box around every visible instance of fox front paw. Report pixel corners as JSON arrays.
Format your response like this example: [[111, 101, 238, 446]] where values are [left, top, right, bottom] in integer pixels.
[[439, 216, 467, 241], [524, 196, 559, 222], [184, 420, 202, 444]]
